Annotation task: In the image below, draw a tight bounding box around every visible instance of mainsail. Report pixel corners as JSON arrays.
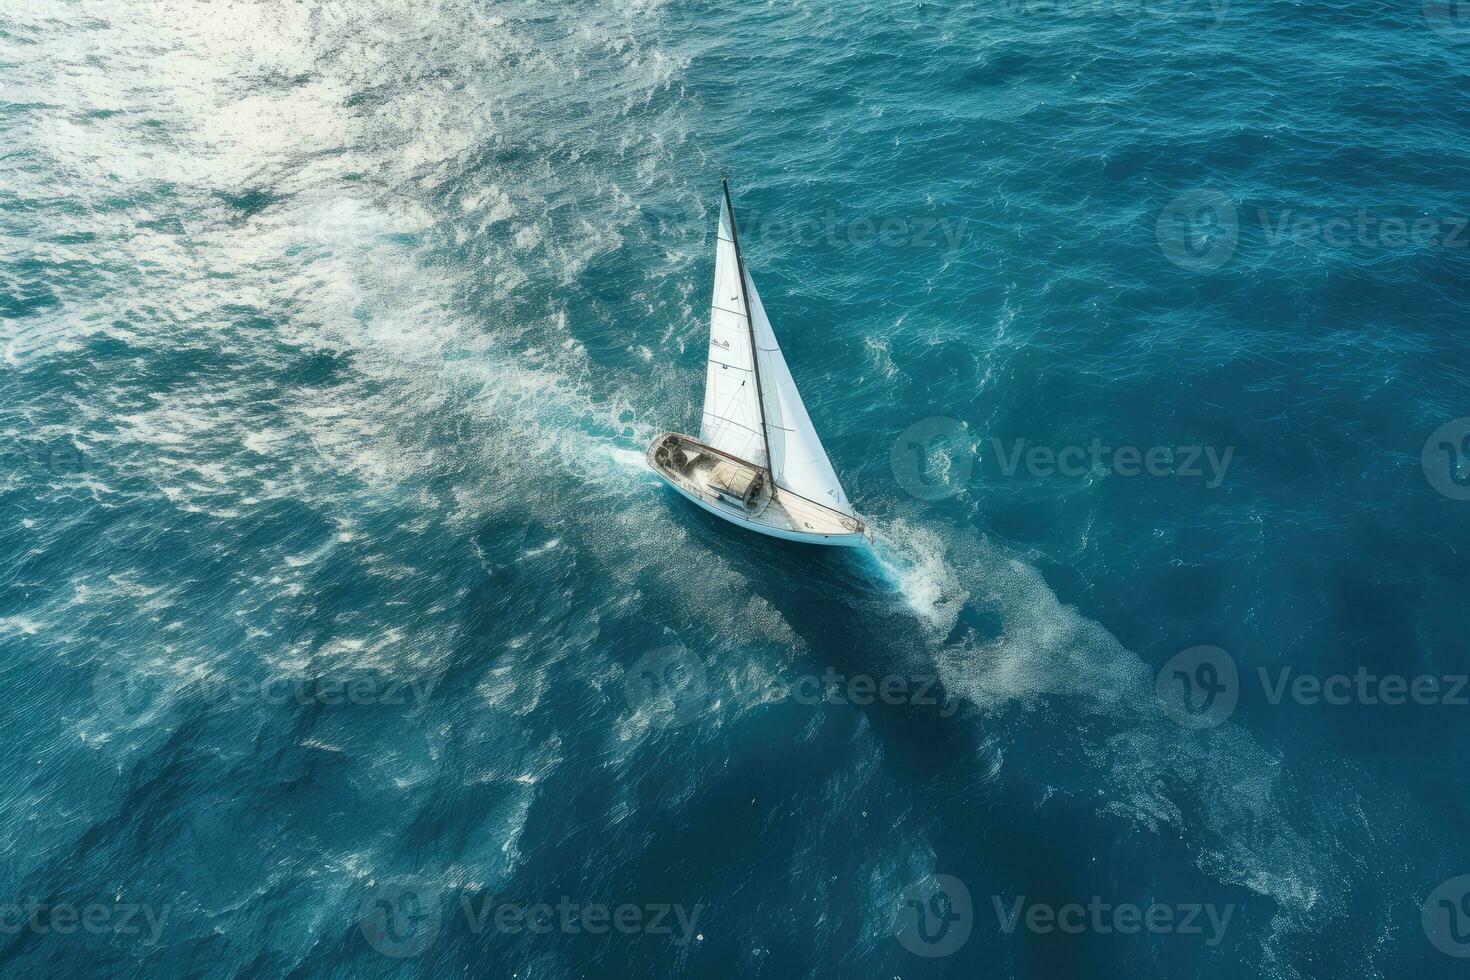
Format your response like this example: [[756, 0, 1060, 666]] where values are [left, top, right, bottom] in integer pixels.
[[698, 192, 767, 469], [698, 183, 854, 517]]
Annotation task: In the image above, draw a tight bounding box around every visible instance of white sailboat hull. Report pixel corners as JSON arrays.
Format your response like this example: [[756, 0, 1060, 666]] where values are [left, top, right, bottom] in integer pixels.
[[648, 433, 870, 548], [653, 181, 870, 548]]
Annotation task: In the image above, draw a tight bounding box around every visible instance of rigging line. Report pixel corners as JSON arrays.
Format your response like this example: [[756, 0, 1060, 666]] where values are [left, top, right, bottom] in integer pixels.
[[708, 378, 763, 455], [703, 410, 763, 431], [724, 178, 773, 477], [703, 409, 763, 437]]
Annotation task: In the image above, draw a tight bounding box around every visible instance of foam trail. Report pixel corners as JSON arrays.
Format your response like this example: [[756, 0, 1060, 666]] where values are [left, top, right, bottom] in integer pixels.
[[866, 520, 969, 636], [870, 518, 1350, 975]]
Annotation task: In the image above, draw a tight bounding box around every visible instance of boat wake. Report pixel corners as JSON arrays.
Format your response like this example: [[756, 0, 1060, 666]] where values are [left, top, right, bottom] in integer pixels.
[[867, 516, 1362, 977]]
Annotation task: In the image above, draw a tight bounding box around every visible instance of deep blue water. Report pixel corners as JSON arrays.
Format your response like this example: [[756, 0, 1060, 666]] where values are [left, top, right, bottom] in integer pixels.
[[2, 0, 1469, 977]]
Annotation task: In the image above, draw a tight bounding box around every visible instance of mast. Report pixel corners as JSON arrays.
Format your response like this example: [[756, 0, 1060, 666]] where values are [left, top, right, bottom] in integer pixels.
[[722, 177, 773, 478]]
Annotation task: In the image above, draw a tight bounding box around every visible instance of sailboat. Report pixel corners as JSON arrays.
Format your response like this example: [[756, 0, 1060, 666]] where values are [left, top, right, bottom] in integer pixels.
[[647, 179, 872, 547]]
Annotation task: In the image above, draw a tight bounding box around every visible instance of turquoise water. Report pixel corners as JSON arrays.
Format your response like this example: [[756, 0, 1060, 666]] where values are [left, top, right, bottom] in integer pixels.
[[2, 0, 1468, 976]]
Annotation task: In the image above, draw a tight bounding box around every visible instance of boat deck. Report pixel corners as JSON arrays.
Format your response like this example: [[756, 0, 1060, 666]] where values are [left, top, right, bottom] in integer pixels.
[[648, 433, 866, 541]]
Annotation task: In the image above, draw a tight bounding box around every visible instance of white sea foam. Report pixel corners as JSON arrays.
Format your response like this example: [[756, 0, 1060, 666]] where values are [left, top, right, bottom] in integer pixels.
[[874, 520, 1346, 943], [870, 520, 969, 636], [0, 8, 732, 972]]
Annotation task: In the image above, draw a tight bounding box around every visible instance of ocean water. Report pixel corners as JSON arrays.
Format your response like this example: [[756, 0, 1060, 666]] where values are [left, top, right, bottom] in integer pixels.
[[2, 0, 1468, 976]]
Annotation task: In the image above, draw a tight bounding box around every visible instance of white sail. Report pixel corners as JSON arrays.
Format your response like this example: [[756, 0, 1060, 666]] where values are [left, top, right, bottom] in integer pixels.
[[745, 270, 854, 517], [698, 195, 767, 468]]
